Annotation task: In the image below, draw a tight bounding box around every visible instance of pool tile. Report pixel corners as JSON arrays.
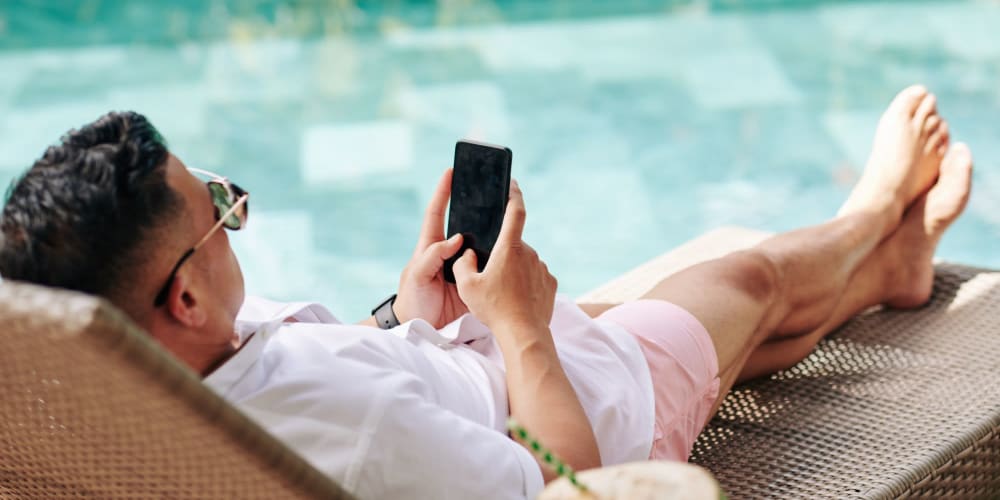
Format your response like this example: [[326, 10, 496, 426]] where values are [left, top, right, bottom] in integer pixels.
[[680, 47, 803, 110], [301, 120, 414, 184], [396, 80, 511, 143], [230, 210, 316, 300], [383, 45, 489, 85], [193, 102, 304, 204], [202, 39, 311, 103], [308, 252, 402, 321], [523, 166, 661, 294], [106, 84, 210, 142], [819, 3, 941, 51], [924, 3, 1000, 61], [305, 184, 421, 263], [823, 109, 880, 171], [388, 23, 577, 73]]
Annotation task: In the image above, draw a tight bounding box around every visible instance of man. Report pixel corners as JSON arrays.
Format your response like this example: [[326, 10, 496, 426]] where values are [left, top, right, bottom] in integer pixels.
[[0, 85, 972, 499]]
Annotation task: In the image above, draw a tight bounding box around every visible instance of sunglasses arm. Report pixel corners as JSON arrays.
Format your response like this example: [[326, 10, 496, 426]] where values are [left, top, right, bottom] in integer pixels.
[[153, 248, 195, 307], [195, 193, 249, 250]]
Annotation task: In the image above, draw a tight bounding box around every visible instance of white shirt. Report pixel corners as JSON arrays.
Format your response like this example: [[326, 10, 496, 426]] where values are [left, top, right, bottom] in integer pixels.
[[205, 295, 654, 499]]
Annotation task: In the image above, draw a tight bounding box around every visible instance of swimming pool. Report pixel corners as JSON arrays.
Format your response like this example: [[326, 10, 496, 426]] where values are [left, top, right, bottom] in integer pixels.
[[2, 1, 998, 320]]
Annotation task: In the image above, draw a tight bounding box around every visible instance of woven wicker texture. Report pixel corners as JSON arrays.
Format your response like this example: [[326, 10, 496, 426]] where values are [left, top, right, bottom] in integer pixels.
[[0, 282, 353, 499], [688, 263, 1000, 499]]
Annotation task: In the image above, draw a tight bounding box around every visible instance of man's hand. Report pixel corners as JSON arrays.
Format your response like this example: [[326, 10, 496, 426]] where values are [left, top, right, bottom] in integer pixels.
[[451, 179, 558, 334], [393, 168, 470, 329], [452, 180, 600, 479]]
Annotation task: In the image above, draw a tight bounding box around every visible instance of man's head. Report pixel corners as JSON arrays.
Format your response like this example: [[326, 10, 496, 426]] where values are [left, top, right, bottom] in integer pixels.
[[0, 111, 246, 371]]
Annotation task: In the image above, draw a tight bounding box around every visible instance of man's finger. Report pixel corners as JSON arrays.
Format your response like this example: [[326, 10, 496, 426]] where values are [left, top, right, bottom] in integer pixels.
[[416, 168, 453, 253], [414, 234, 463, 279], [451, 248, 479, 287], [497, 179, 526, 245], [520, 240, 538, 257]]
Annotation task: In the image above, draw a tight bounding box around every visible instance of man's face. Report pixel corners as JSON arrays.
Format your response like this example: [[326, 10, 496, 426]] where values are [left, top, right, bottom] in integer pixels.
[[162, 154, 246, 331]]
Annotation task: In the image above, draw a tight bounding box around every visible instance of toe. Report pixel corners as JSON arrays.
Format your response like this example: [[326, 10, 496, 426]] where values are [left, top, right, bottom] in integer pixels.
[[926, 122, 949, 155], [927, 142, 973, 225], [913, 93, 937, 123], [942, 143, 973, 175], [889, 84, 928, 116], [923, 115, 942, 136]]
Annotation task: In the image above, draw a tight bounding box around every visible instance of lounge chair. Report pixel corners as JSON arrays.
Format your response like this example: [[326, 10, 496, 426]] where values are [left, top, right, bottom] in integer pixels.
[[2, 227, 997, 498]]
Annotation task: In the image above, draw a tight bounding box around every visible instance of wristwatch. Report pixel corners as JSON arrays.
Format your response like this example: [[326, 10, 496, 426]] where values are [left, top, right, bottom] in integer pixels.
[[371, 293, 401, 330]]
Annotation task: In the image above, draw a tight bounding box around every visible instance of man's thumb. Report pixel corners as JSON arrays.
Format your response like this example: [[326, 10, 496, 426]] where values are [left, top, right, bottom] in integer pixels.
[[452, 249, 478, 284]]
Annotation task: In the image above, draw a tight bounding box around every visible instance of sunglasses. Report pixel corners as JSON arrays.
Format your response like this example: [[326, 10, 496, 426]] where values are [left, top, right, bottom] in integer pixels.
[[153, 168, 249, 307]]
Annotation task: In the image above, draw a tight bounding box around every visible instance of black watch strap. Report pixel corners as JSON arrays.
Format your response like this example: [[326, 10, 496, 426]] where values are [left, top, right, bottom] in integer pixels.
[[372, 293, 400, 330]]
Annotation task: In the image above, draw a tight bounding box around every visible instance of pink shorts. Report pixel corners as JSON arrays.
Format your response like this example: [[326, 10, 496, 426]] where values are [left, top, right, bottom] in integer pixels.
[[599, 300, 720, 461]]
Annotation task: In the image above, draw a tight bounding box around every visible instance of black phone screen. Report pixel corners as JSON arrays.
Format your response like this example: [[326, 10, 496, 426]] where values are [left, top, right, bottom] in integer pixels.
[[442, 140, 512, 283]]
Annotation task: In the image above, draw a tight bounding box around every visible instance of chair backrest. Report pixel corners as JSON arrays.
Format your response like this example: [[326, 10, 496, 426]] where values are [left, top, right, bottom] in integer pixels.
[[0, 281, 355, 499]]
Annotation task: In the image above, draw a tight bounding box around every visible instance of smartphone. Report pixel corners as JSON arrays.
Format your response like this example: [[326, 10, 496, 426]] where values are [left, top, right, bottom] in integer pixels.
[[442, 140, 513, 283]]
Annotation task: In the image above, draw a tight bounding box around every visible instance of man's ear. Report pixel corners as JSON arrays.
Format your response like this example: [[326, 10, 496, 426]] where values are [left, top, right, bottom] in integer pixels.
[[165, 273, 207, 328]]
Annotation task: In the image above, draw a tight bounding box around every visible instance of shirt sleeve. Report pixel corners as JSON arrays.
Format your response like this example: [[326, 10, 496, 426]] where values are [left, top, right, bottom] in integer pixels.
[[354, 386, 545, 500]]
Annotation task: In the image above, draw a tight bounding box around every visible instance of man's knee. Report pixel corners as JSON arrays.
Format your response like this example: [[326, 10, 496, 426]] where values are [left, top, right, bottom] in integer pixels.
[[718, 250, 782, 308]]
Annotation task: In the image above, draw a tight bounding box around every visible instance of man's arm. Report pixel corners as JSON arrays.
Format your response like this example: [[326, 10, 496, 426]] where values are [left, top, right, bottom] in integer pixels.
[[493, 321, 602, 481], [452, 180, 601, 481]]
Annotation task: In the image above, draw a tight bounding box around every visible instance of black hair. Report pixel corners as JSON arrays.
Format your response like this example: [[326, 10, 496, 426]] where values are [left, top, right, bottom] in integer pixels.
[[0, 111, 182, 302]]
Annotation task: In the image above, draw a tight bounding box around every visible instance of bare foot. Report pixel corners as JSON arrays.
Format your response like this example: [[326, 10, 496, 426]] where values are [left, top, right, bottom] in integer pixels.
[[884, 143, 973, 308], [839, 85, 951, 225]]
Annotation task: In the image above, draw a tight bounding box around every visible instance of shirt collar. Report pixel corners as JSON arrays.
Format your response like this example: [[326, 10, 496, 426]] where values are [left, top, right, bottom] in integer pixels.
[[205, 297, 339, 395], [203, 322, 274, 397]]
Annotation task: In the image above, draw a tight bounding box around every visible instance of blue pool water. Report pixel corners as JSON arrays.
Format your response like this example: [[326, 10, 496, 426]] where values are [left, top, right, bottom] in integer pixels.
[[2, 1, 999, 320]]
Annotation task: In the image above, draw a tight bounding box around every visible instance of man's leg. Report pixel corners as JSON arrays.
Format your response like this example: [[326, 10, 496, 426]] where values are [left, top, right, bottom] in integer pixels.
[[735, 143, 972, 384], [645, 214, 887, 419], [578, 144, 973, 416], [641, 85, 949, 404]]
